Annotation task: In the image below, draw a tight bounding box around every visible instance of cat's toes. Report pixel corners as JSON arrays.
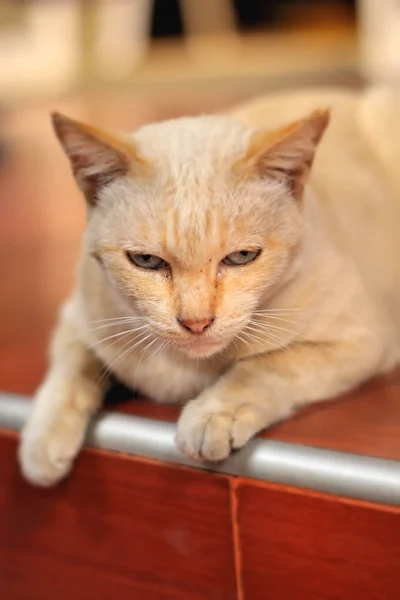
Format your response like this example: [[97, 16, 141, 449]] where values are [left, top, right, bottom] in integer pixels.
[[19, 410, 85, 487], [19, 435, 73, 487], [176, 399, 262, 462], [230, 406, 263, 449]]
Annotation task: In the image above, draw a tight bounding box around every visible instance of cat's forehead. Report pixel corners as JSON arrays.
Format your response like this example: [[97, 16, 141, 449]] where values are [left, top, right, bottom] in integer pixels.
[[132, 116, 252, 177], [150, 200, 265, 267], [116, 178, 280, 264], [93, 115, 294, 256]]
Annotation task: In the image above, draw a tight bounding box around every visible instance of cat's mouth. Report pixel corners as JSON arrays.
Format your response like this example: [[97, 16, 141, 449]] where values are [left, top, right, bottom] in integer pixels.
[[174, 337, 225, 359]]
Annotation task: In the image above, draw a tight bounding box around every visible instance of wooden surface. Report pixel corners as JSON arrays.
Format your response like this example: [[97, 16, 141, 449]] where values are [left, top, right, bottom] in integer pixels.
[[1, 430, 399, 600], [236, 480, 400, 600], [0, 432, 237, 600], [1, 86, 400, 463]]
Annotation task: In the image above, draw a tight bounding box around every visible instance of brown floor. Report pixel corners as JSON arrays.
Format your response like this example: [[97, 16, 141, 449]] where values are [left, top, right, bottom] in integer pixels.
[[1, 84, 400, 464]]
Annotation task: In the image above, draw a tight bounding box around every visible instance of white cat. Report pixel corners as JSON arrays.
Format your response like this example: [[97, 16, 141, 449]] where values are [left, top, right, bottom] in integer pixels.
[[19, 87, 400, 486]]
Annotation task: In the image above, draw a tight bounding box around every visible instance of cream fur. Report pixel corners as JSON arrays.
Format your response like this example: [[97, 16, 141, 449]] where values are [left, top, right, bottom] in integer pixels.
[[19, 87, 400, 486]]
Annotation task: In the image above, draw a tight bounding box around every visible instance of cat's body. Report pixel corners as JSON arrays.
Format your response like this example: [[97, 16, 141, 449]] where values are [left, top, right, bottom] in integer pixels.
[[20, 86, 400, 486]]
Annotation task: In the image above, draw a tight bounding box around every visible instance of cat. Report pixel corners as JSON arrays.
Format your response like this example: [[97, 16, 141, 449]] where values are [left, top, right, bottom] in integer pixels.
[[19, 86, 400, 486]]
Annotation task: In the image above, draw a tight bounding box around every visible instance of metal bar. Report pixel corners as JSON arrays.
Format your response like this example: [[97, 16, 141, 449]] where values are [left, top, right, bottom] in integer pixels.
[[1, 393, 399, 506]]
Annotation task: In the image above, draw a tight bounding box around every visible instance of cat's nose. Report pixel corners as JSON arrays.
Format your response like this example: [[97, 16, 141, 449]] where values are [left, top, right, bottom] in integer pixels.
[[179, 317, 214, 334]]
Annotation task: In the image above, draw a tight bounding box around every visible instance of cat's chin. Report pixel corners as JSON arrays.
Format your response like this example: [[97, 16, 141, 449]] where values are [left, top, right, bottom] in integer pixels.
[[174, 339, 225, 359]]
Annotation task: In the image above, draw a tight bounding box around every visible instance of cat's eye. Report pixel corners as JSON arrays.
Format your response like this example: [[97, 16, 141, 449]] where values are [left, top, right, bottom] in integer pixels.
[[126, 252, 167, 270], [222, 250, 260, 266]]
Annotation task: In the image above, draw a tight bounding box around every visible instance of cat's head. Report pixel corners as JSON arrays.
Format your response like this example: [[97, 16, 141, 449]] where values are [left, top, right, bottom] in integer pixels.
[[52, 109, 329, 358]]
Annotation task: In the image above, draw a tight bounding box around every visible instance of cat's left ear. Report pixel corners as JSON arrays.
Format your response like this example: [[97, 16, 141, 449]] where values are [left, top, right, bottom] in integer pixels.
[[236, 109, 330, 199], [51, 112, 149, 205]]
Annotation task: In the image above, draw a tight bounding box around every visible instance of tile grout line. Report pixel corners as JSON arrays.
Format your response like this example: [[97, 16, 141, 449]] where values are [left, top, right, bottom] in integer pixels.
[[229, 476, 245, 600]]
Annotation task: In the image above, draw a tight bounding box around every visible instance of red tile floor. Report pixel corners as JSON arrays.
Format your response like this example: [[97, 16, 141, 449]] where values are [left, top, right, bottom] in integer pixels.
[[0, 86, 399, 599]]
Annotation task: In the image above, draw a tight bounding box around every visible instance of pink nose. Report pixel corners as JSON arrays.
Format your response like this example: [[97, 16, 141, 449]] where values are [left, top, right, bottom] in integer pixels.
[[180, 317, 214, 334]]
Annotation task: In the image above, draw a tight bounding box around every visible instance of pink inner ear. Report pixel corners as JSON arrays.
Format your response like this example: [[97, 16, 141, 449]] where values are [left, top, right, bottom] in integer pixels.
[[73, 153, 130, 205], [237, 110, 330, 198], [52, 114, 137, 204], [53, 114, 152, 207], [75, 154, 94, 168]]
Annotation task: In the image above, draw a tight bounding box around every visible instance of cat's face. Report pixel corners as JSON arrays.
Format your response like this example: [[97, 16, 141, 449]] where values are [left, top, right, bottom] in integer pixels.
[[88, 174, 302, 359], [52, 111, 328, 358]]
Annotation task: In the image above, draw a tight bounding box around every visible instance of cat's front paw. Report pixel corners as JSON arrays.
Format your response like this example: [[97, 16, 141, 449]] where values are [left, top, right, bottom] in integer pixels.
[[19, 408, 85, 487], [176, 397, 263, 462]]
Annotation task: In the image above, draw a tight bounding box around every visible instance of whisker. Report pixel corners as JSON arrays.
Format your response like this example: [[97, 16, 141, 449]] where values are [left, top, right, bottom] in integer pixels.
[[131, 337, 172, 391], [253, 308, 305, 314], [143, 339, 169, 365], [88, 322, 138, 334], [91, 316, 144, 325], [242, 326, 304, 359], [248, 319, 329, 350], [246, 321, 290, 338], [251, 320, 307, 340], [140, 336, 160, 360], [241, 327, 266, 344], [251, 314, 303, 327], [100, 329, 136, 352], [87, 318, 145, 333], [135, 333, 163, 371], [236, 331, 269, 360], [245, 323, 297, 348], [99, 331, 153, 384], [235, 333, 254, 353], [242, 327, 284, 348], [87, 324, 149, 349]]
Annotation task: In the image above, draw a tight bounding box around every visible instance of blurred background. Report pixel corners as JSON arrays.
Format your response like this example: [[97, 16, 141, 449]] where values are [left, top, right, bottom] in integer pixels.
[[0, 0, 399, 395]]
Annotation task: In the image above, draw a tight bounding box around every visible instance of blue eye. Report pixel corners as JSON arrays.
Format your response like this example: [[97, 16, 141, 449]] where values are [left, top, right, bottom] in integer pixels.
[[126, 252, 168, 270], [222, 250, 260, 266]]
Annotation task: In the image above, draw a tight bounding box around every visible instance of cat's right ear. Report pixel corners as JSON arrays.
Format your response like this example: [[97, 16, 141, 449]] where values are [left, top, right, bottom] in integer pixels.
[[51, 112, 149, 205], [235, 109, 329, 199]]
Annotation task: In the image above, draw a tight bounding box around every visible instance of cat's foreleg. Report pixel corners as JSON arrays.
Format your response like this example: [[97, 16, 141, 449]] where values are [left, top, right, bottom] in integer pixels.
[[19, 305, 108, 486], [176, 340, 381, 461]]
